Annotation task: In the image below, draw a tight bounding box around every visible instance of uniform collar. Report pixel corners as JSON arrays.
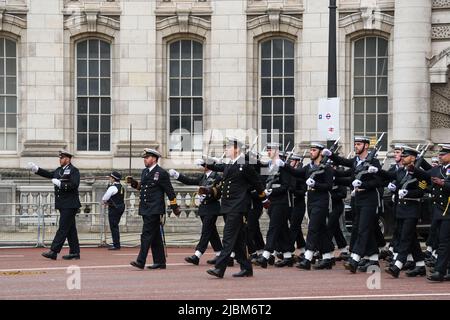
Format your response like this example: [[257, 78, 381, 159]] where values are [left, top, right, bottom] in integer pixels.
[[231, 153, 244, 165], [148, 164, 157, 173], [444, 163, 450, 170], [205, 171, 212, 178], [62, 164, 70, 170]]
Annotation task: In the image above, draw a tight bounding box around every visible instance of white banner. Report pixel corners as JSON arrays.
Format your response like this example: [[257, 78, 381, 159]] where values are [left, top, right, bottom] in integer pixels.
[[317, 97, 340, 141]]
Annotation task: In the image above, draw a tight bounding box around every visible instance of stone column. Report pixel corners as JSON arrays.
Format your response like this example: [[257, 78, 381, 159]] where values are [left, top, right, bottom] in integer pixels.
[[392, 0, 432, 144]]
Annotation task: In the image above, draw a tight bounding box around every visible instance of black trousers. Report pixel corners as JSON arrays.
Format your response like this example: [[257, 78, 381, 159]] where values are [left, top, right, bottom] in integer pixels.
[[51, 208, 80, 254], [108, 205, 125, 248], [435, 219, 450, 274], [305, 203, 334, 254], [390, 217, 401, 251], [137, 214, 165, 265], [215, 212, 252, 272], [426, 217, 440, 250], [374, 217, 386, 248], [352, 205, 379, 257], [264, 203, 293, 253], [246, 203, 265, 254], [349, 199, 359, 252], [289, 201, 306, 249], [396, 218, 424, 264], [196, 215, 223, 253], [327, 200, 347, 249]]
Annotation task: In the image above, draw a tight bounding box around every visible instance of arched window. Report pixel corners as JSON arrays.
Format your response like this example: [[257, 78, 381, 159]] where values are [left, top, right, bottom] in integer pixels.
[[260, 38, 295, 150], [76, 39, 111, 151], [353, 37, 388, 150], [0, 38, 17, 151], [169, 40, 203, 152]]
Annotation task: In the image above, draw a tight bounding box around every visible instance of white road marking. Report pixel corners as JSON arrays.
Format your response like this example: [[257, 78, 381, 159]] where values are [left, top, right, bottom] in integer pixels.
[[0, 255, 25, 258], [232, 292, 450, 300], [112, 252, 215, 256]]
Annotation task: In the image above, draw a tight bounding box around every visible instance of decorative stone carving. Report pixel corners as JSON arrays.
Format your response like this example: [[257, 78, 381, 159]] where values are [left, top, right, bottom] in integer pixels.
[[267, 3, 282, 32], [339, 10, 394, 35], [247, 13, 302, 36], [360, 6, 377, 30], [0, 8, 26, 34], [431, 82, 450, 129], [433, 0, 450, 9], [428, 47, 450, 83], [432, 25, 450, 40]]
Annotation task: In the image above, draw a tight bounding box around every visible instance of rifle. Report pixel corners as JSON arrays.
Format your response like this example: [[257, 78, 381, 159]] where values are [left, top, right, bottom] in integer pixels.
[[414, 143, 430, 169], [203, 129, 214, 164], [299, 149, 308, 166], [321, 137, 341, 165], [307, 138, 340, 190], [355, 132, 386, 180]]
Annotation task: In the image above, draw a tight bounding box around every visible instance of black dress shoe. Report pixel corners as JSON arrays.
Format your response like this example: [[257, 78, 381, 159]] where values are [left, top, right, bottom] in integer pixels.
[[276, 253, 284, 260], [232, 269, 253, 277], [402, 261, 415, 271], [296, 259, 311, 270], [268, 255, 275, 265], [427, 271, 444, 282], [62, 253, 80, 260], [108, 246, 121, 250], [274, 258, 293, 268], [130, 261, 145, 269], [314, 258, 333, 270], [227, 258, 234, 267], [385, 265, 401, 278], [254, 256, 268, 269], [185, 255, 200, 265], [443, 272, 450, 281], [42, 250, 57, 260], [424, 251, 432, 260], [405, 266, 426, 277], [358, 260, 379, 272], [147, 264, 166, 270], [358, 258, 369, 267], [425, 257, 436, 267], [207, 257, 218, 265], [336, 252, 350, 262], [207, 268, 225, 278], [378, 249, 393, 261], [344, 258, 358, 273]]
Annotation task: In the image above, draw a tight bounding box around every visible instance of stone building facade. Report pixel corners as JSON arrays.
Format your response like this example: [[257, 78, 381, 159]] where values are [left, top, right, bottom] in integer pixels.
[[0, 0, 449, 175]]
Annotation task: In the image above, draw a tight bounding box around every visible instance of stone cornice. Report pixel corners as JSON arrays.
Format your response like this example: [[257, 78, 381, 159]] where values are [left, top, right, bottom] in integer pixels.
[[433, 0, 450, 10], [428, 47, 450, 84], [0, 0, 28, 15], [156, 14, 211, 37], [432, 24, 450, 40], [62, 0, 121, 16], [64, 14, 120, 37], [0, 10, 26, 34], [21, 140, 68, 157], [338, 0, 395, 13], [339, 10, 394, 34], [115, 141, 159, 158], [246, 1, 304, 15], [155, 1, 213, 17], [247, 14, 302, 35]]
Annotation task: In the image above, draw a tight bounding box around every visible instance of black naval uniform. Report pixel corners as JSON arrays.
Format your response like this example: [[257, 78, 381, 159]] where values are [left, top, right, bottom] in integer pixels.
[[386, 162, 403, 253], [134, 165, 177, 267], [329, 154, 383, 269], [205, 154, 266, 276], [36, 164, 81, 255], [289, 166, 307, 251], [177, 171, 223, 255], [105, 182, 126, 249], [328, 181, 348, 251]]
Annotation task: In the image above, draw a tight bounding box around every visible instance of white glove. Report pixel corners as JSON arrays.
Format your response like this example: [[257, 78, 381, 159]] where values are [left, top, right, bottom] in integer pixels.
[[368, 166, 378, 174], [398, 189, 408, 199], [351, 190, 356, 197], [26, 162, 39, 173], [352, 179, 362, 188], [275, 158, 285, 167], [194, 159, 205, 166], [199, 194, 206, 202], [322, 149, 332, 157], [168, 169, 179, 179], [306, 178, 316, 187], [388, 182, 397, 192], [391, 194, 396, 202], [52, 178, 61, 188], [264, 189, 272, 196]]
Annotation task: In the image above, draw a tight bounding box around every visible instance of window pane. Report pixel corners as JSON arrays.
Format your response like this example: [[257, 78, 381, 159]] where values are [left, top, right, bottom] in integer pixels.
[[6, 133, 15, 150], [366, 97, 376, 113], [377, 114, 387, 132], [77, 41, 87, 59], [181, 116, 191, 132], [181, 40, 191, 59], [100, 115, 110, 133], [181, 98, 191, 114], [272, 60, 282, 77], [100, 60, 110, 77], [285, 98, 294, 114], [366, 58, 376, 76], [0, 60, 3, 75], [193, 41, 202, 59], [5, 114, 16, 128], [285, 117, 294, 133], [365, 77, 375, 95], [261, 115, 271, 130], [378, 97, 388, 113], [77, 134, 87, 151], [261, 78, 271, 96], [192, 79, 202, 96], [170, 41, 180, 59], [377, 58, 387, 76], [170, 116, 179, 133], [101, 98, 111, 114], [88, 134, 99, 150], [0, 97, 4, 113], [89, 79, 99, 95], [354, 115, 364, 132], [366, 114, 376, 132], [273, 116, 283, 131], [6, 58, 15, 76], [366, 38, 376, 57], [284, 78, 294, 95], [378, 38, 388, 57], [5, 97, 15, 113], [377, 77, 387, 95], [284, 40, 294, 58], [77, 115, 87, 132], [0, 40, 4, 58], [100, 134, 110, 151], [272, 79, 282, 95], [355, 39, 364, 57], [77, 60, 87, 77], [90, 98, 99, 114], [354, 98, 364, 113], [354, 59, 364, 76], [6, 77, 16, 94], [78, 98, 88, 113], [181, 79, 191, 96], [170, 98, 180, 114], [0, 77, 3, 94], [170, 79, 179, 96], [193, 99, 202, 114], [100, 79, 110, 95], [262, 99, 271, 114], [193, 60, 202, 77], [273, 39, 283, 58], [100, 41, 110, 59], [5, 40, 16, 57], [181, 60, 191, 77], [284, 60, 294, 77], [261, 60, 271, 77], [261, 41, 271, 58], [89, 60, 99, 77], [273, 98, 283, 114], [170, 60, 179, 77], [354, 77, 364, 95], [89, 115, 99, 132], [89, 40, 99, 58]]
